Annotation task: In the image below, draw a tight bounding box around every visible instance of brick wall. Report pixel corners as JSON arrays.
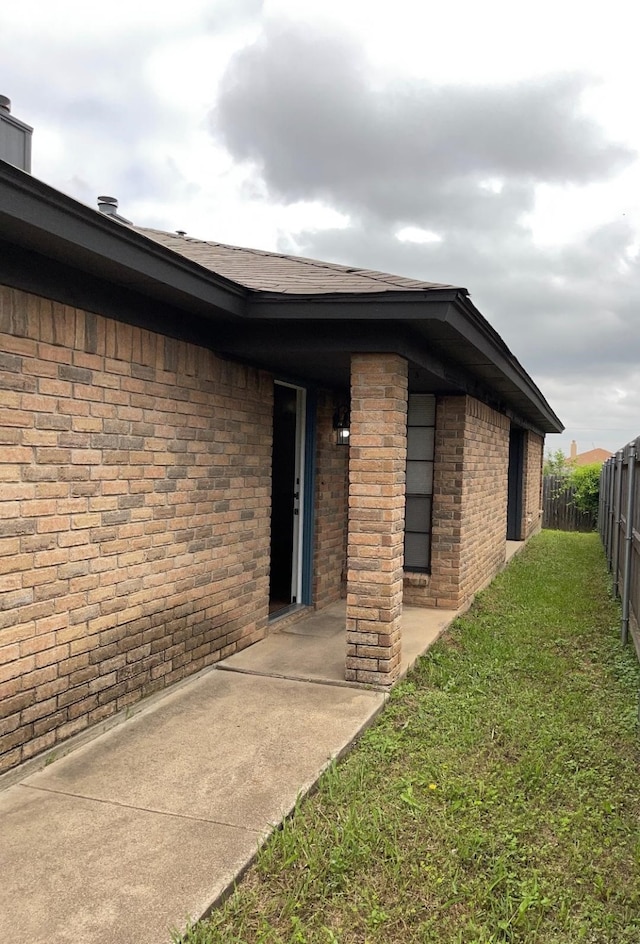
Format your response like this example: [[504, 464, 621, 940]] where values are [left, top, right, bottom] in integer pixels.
[[0, 286, 273, 774], [346, 354, 407, 686], [521, 430, 544, 539], [404, 395, 509, 609], [458, 398, 510, 602], [313, 392, 348, 609]]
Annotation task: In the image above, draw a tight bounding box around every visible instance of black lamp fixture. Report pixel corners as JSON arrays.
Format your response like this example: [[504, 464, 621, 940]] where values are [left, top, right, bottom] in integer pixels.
[[332, 406, 350, 446]]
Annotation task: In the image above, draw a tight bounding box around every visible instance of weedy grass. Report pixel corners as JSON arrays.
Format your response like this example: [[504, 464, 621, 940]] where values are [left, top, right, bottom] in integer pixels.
[[177, 531, 640, 944]]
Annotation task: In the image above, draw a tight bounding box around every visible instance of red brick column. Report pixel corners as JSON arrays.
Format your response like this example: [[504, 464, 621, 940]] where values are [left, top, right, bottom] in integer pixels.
[[346, 353, 408, 686]]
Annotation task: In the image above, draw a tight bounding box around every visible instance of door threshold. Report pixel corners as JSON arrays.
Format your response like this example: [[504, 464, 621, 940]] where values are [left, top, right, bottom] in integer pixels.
[[268, 603, 309, 630]]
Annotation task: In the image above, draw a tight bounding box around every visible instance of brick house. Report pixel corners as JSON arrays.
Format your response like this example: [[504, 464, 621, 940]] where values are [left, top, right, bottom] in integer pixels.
[[0, 153, 562, 774]]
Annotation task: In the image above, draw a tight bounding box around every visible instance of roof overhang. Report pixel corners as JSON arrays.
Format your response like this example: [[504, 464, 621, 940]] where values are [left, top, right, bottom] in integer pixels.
[[0, 161, 246, 319], [0, 159, 563, 435], [235, 293, 562, 433]]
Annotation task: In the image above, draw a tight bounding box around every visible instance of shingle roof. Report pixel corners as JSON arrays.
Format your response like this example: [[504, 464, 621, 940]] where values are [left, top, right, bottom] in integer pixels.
[[572, 447, 613, 467], [136, 227, 462, 296]]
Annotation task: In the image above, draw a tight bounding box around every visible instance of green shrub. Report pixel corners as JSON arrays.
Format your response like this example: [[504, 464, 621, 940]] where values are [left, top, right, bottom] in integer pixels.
[[567, 463, 601, 517]]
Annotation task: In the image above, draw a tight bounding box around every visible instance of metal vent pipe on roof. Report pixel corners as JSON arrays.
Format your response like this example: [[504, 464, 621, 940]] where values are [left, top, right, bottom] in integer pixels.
[[96, 195, 132, 225], [97, 195, 119, 216]]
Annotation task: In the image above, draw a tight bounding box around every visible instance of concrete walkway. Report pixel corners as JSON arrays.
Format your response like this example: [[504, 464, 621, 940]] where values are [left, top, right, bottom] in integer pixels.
[[0, 602, 458, 944]]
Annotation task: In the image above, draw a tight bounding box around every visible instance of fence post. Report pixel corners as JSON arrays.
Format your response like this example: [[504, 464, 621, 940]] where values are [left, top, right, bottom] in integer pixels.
[[612, 451, 624, 596], [607, 459, 616, 568], [620, 440, 637, 645], [602, 460, 611, 565]]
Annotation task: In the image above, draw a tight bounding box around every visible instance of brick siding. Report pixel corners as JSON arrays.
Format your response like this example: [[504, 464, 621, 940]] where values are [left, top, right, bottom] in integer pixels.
[[0, 286, 273, 774], [346, 354, 408, 686], [0, 283, 547, 769], [521, 430, 544, 539], [458, 398, 510, 603], [313, 392, 349, 608]]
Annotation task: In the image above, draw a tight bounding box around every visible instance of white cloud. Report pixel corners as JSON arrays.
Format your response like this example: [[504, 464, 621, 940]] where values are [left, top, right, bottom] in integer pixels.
[[396, 227, 443, 245]]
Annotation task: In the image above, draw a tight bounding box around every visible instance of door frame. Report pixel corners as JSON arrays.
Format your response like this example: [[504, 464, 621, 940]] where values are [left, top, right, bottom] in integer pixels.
[[271, 381, 307, 608], [507, 427, 525, 540]]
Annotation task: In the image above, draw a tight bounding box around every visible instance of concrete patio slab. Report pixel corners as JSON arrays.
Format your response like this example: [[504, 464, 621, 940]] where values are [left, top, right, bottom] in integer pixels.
[[0, 670, 385, 944], [220, 611, 347, 685], [219, 601, 458, 687], [25, 669, 383, 829]]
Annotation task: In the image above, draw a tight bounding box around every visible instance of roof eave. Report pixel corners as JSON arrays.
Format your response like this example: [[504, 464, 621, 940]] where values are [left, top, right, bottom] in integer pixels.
[[247, 290, 563, 434], [449, 294, 564, 433], [0, 160, 248, 319], [0, 161, 562, 434]]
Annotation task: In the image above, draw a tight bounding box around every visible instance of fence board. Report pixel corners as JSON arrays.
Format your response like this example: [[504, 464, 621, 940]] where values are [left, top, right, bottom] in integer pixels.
[[599, 438, 640, 664], [542, 475, 595, 532]]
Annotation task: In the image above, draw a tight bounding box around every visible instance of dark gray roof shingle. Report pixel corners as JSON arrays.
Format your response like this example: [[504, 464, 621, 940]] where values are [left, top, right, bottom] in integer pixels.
[[136, 227, 462, 296]]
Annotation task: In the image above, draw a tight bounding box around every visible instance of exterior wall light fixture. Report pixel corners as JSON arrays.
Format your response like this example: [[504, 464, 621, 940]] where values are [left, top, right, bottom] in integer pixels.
[[333, 407, 350, 446]]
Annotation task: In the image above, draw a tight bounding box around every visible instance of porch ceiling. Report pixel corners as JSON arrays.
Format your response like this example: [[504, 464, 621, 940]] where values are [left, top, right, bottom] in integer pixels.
[[206, 313, 560, 434]]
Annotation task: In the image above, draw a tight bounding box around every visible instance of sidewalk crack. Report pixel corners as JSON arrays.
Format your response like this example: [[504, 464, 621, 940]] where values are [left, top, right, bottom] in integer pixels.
[[18, 783, 264, 835]]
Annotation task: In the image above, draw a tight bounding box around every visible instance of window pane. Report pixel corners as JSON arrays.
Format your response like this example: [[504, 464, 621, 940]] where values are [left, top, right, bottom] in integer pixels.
[[404, 532, 430, 570], [407, 394, 436, 427], [407, 427, 435, 461], [406, 461, 433, 494], [405, 496, 431, 533]]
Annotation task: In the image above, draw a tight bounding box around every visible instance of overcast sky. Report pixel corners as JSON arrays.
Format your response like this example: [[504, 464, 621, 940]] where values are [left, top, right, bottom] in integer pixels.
[[2, 0, 639, 455]]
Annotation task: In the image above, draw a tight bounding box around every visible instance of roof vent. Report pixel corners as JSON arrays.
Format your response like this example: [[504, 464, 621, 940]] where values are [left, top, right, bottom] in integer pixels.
[[0, 96, 33, 172], [97, 195, 118, 215], [97, 195, 132, 225]]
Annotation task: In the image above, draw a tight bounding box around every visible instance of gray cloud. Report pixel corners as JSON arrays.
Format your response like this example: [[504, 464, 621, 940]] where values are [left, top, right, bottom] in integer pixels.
[[211, 18, 639, 433], [0, 18, 228, 217], [293, 216, 640, 452], [212, 21, 634, 229]]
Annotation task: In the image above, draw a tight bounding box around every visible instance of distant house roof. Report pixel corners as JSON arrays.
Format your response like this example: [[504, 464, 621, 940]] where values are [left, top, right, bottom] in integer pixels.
[[136, 228, 460, 295], [572, 447, 613, 467]]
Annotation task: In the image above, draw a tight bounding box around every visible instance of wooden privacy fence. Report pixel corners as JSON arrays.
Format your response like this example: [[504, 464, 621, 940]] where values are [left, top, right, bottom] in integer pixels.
[[599, 438, 640, 659], [543, 475, 596, 532]]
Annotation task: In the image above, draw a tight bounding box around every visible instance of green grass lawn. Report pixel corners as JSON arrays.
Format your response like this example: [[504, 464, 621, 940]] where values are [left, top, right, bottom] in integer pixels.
[[179, 531, 640, 944]]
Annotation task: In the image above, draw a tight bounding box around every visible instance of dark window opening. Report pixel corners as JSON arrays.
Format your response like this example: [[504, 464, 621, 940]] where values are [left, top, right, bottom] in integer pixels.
[[404, 394, 436, 572]]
